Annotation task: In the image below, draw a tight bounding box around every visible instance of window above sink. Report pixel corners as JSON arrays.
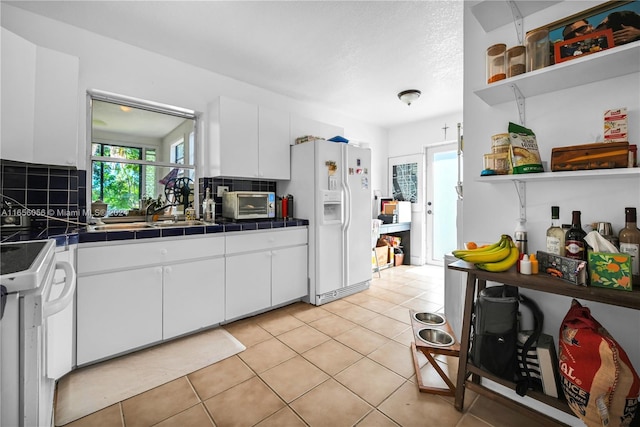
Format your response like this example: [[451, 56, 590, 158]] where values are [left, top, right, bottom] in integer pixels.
[[88, 91, 199, 218]]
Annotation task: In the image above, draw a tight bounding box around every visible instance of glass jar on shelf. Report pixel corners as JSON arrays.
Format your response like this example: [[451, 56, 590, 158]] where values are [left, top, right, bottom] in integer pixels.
[[506, 45, 526, 78], [486, 43, 506, 84], [525, 28, 550, 71]]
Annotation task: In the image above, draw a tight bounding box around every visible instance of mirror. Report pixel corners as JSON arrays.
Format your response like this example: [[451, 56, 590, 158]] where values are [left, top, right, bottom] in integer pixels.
[[89, 92, 197, 218]]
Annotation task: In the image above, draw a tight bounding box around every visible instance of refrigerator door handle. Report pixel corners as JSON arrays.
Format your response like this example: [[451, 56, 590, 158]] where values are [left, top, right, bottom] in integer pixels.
[[341, 146, 350, 288]]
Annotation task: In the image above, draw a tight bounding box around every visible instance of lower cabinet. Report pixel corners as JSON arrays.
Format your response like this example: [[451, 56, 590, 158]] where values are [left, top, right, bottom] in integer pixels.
[[225, 228, 308, 321], [225, 252, 272, 320], [76, 229, 307, 364], [77, 267, 163, 365], [163, 258, 225, 340], [272, 245, 308, 306], [76, 236, 225, 365]]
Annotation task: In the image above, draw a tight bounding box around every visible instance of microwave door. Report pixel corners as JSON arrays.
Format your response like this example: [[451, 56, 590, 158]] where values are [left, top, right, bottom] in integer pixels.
[[238, 195, 267, 216]]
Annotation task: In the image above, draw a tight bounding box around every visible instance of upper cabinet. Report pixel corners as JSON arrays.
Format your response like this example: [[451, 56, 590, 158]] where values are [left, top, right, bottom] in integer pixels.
[[1, 28, 79, 166], [207, 96, 290, 179]]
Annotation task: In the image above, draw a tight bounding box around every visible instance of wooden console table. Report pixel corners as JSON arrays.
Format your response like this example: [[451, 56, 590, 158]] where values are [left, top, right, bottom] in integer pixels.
[[448, 260, 640, 426]]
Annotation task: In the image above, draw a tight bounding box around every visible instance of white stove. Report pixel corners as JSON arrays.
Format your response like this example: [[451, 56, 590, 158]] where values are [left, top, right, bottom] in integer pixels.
[[1, 239, 76, 427]]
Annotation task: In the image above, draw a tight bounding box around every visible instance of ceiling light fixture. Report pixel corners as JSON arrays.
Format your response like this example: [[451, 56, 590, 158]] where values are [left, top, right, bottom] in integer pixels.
[[397, 89, 421, 106]]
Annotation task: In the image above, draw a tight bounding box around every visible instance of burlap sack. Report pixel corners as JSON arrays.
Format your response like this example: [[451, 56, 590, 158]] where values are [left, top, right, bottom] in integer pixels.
[[559, 300, 639, 427]]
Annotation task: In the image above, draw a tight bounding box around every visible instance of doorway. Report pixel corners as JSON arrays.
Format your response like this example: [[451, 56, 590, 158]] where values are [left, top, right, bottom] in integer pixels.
[[425, 142, 460, 265]]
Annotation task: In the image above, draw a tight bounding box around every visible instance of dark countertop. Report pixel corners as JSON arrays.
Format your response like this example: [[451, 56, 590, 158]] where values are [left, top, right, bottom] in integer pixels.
[[77, 218, 308, 244], [1, 219, 309, 246]]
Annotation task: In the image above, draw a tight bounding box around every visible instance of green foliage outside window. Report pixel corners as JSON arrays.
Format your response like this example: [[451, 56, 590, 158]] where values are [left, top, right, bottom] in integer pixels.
[[92, 143, 143, 211]]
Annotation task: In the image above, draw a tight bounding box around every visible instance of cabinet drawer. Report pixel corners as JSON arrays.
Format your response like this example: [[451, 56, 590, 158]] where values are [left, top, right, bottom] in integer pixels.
[[225, 228, 307, 254], [78, 236, 224, 275]]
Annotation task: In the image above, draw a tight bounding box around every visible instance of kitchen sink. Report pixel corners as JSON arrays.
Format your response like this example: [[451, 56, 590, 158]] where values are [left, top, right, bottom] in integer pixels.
[[149, 220, 208, 228], [89, 222, 155, 231]]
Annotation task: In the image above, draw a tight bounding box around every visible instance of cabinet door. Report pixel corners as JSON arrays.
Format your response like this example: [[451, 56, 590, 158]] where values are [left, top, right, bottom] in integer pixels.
[[33, 46, 79, 166], [272, 245, 308, 306], [219, 97, 259, 177], [76, 267, 162, 365], [258, 107, 290, 179], [163, 258, 225, 339], [225, 252, 271, 320], [1, 28, 36, 163]]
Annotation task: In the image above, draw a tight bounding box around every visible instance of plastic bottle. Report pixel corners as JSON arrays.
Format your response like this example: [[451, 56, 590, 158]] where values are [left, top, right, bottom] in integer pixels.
[[520, 254, 532, 275], [514, 220, 528, 254], [529, 253, 539, 275]]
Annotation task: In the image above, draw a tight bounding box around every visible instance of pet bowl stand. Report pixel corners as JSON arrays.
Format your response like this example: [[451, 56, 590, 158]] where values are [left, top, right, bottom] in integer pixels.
[[409, 309, 460, 396]]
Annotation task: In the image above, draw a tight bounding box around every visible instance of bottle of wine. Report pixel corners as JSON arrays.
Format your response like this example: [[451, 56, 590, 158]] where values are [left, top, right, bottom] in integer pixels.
[[565, 211, 587, 260], [619, 207, 640, 283], [546, 206, 565, 256]]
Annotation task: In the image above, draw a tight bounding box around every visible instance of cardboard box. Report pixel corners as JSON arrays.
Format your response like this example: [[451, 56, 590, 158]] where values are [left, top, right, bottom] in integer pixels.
[[604, 108, 628, 143], [374, 246, 388, 266], [550, 141, 629, 172], [383, 201, 411, 223], [588, 251, 632, 291], [536, 251, 588, 286]]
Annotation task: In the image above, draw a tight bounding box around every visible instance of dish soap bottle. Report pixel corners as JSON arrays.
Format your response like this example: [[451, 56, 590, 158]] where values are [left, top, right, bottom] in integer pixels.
[[203, 188, 214, 222]]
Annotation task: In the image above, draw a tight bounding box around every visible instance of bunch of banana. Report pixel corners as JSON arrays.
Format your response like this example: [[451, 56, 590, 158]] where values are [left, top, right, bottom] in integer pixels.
[[452, 234, 520, 272]]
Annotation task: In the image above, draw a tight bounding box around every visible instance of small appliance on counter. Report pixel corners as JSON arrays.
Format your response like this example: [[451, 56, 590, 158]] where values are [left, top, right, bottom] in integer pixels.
[[222, 191, 275, 220]]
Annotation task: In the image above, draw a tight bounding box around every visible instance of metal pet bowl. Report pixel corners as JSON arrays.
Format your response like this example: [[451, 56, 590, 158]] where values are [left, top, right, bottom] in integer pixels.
[[413, 312, 446, 326], [417, 328, 455, 347]]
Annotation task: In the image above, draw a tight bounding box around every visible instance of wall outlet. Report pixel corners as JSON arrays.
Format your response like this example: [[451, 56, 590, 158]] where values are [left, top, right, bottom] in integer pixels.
[[217, 186, 229, 197]]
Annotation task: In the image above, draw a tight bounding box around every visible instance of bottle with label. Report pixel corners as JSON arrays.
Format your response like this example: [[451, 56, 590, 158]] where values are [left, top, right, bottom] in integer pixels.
[[619, 207, 640, 283], [203, 188, 214, 222], [565, 211, 587, 260], [546, 206, 565, 256], [514, 220, 528, 254]]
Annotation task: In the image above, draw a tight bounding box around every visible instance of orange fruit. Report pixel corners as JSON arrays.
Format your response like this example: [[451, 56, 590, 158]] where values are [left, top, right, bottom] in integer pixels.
[[466, 242, 478, 250]]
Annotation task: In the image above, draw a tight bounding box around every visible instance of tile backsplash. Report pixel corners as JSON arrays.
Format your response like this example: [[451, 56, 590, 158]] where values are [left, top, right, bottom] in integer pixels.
[[0, 159, 85, 230], [1, 158, 278, 230]]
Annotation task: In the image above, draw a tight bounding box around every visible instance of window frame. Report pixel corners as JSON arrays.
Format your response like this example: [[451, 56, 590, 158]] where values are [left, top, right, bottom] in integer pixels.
[[87, 89, 199, 215]]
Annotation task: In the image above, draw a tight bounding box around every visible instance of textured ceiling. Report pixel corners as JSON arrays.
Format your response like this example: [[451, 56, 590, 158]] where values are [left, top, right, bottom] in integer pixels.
[[7, 1, 464, 129]]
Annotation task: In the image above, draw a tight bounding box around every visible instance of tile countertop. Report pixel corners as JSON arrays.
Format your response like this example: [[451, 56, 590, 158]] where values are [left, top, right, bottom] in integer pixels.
[[1, 219, 309, 246], [78, 218, 309, 243]]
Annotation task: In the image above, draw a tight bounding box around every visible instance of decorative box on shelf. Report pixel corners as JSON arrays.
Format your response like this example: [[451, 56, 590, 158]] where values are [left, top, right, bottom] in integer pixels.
[[550, 141, 629, 172]]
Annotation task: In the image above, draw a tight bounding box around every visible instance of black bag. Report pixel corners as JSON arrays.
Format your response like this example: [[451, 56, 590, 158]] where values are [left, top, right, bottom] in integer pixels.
[[470, 285, 543, 396]]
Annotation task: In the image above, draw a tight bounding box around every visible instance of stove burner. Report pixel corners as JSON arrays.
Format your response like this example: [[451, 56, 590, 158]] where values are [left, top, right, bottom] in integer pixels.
[[0, 241, 48, 276]]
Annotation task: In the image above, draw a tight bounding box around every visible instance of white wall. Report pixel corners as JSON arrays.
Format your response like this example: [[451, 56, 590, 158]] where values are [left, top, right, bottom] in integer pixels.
[[1, 4, 388, 193], [387, 112, 463, 264], [464, 1, 640, 424]]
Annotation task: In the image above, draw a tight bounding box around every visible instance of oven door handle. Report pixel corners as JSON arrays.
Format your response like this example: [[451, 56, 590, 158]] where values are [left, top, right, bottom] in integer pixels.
[[43, 261, 76, 318]]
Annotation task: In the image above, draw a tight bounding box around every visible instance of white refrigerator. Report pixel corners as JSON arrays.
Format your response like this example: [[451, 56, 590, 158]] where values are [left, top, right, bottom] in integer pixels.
[[282, 140, 372, 305]]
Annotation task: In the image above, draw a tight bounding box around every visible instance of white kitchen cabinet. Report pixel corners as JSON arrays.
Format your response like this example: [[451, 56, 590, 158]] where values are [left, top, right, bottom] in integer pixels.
[[163, 258, 225, 340], [258, 106, 291, 180], [76, 235, 225, 365], [225, 228, 308, 321], [1, 28, 79, 167], [225, 251, 272, 320], [77, 267, 163, 365], [207, 96, 290, 179], [271, 245, 308, 306]]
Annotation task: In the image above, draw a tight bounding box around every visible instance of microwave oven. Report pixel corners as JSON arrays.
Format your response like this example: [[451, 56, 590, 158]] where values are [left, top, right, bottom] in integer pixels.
[[222, 191, 276, 220]]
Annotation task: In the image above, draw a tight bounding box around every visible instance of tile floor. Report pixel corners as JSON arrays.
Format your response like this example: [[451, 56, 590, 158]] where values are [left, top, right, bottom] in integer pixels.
[[58, 264, 547, 427]]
